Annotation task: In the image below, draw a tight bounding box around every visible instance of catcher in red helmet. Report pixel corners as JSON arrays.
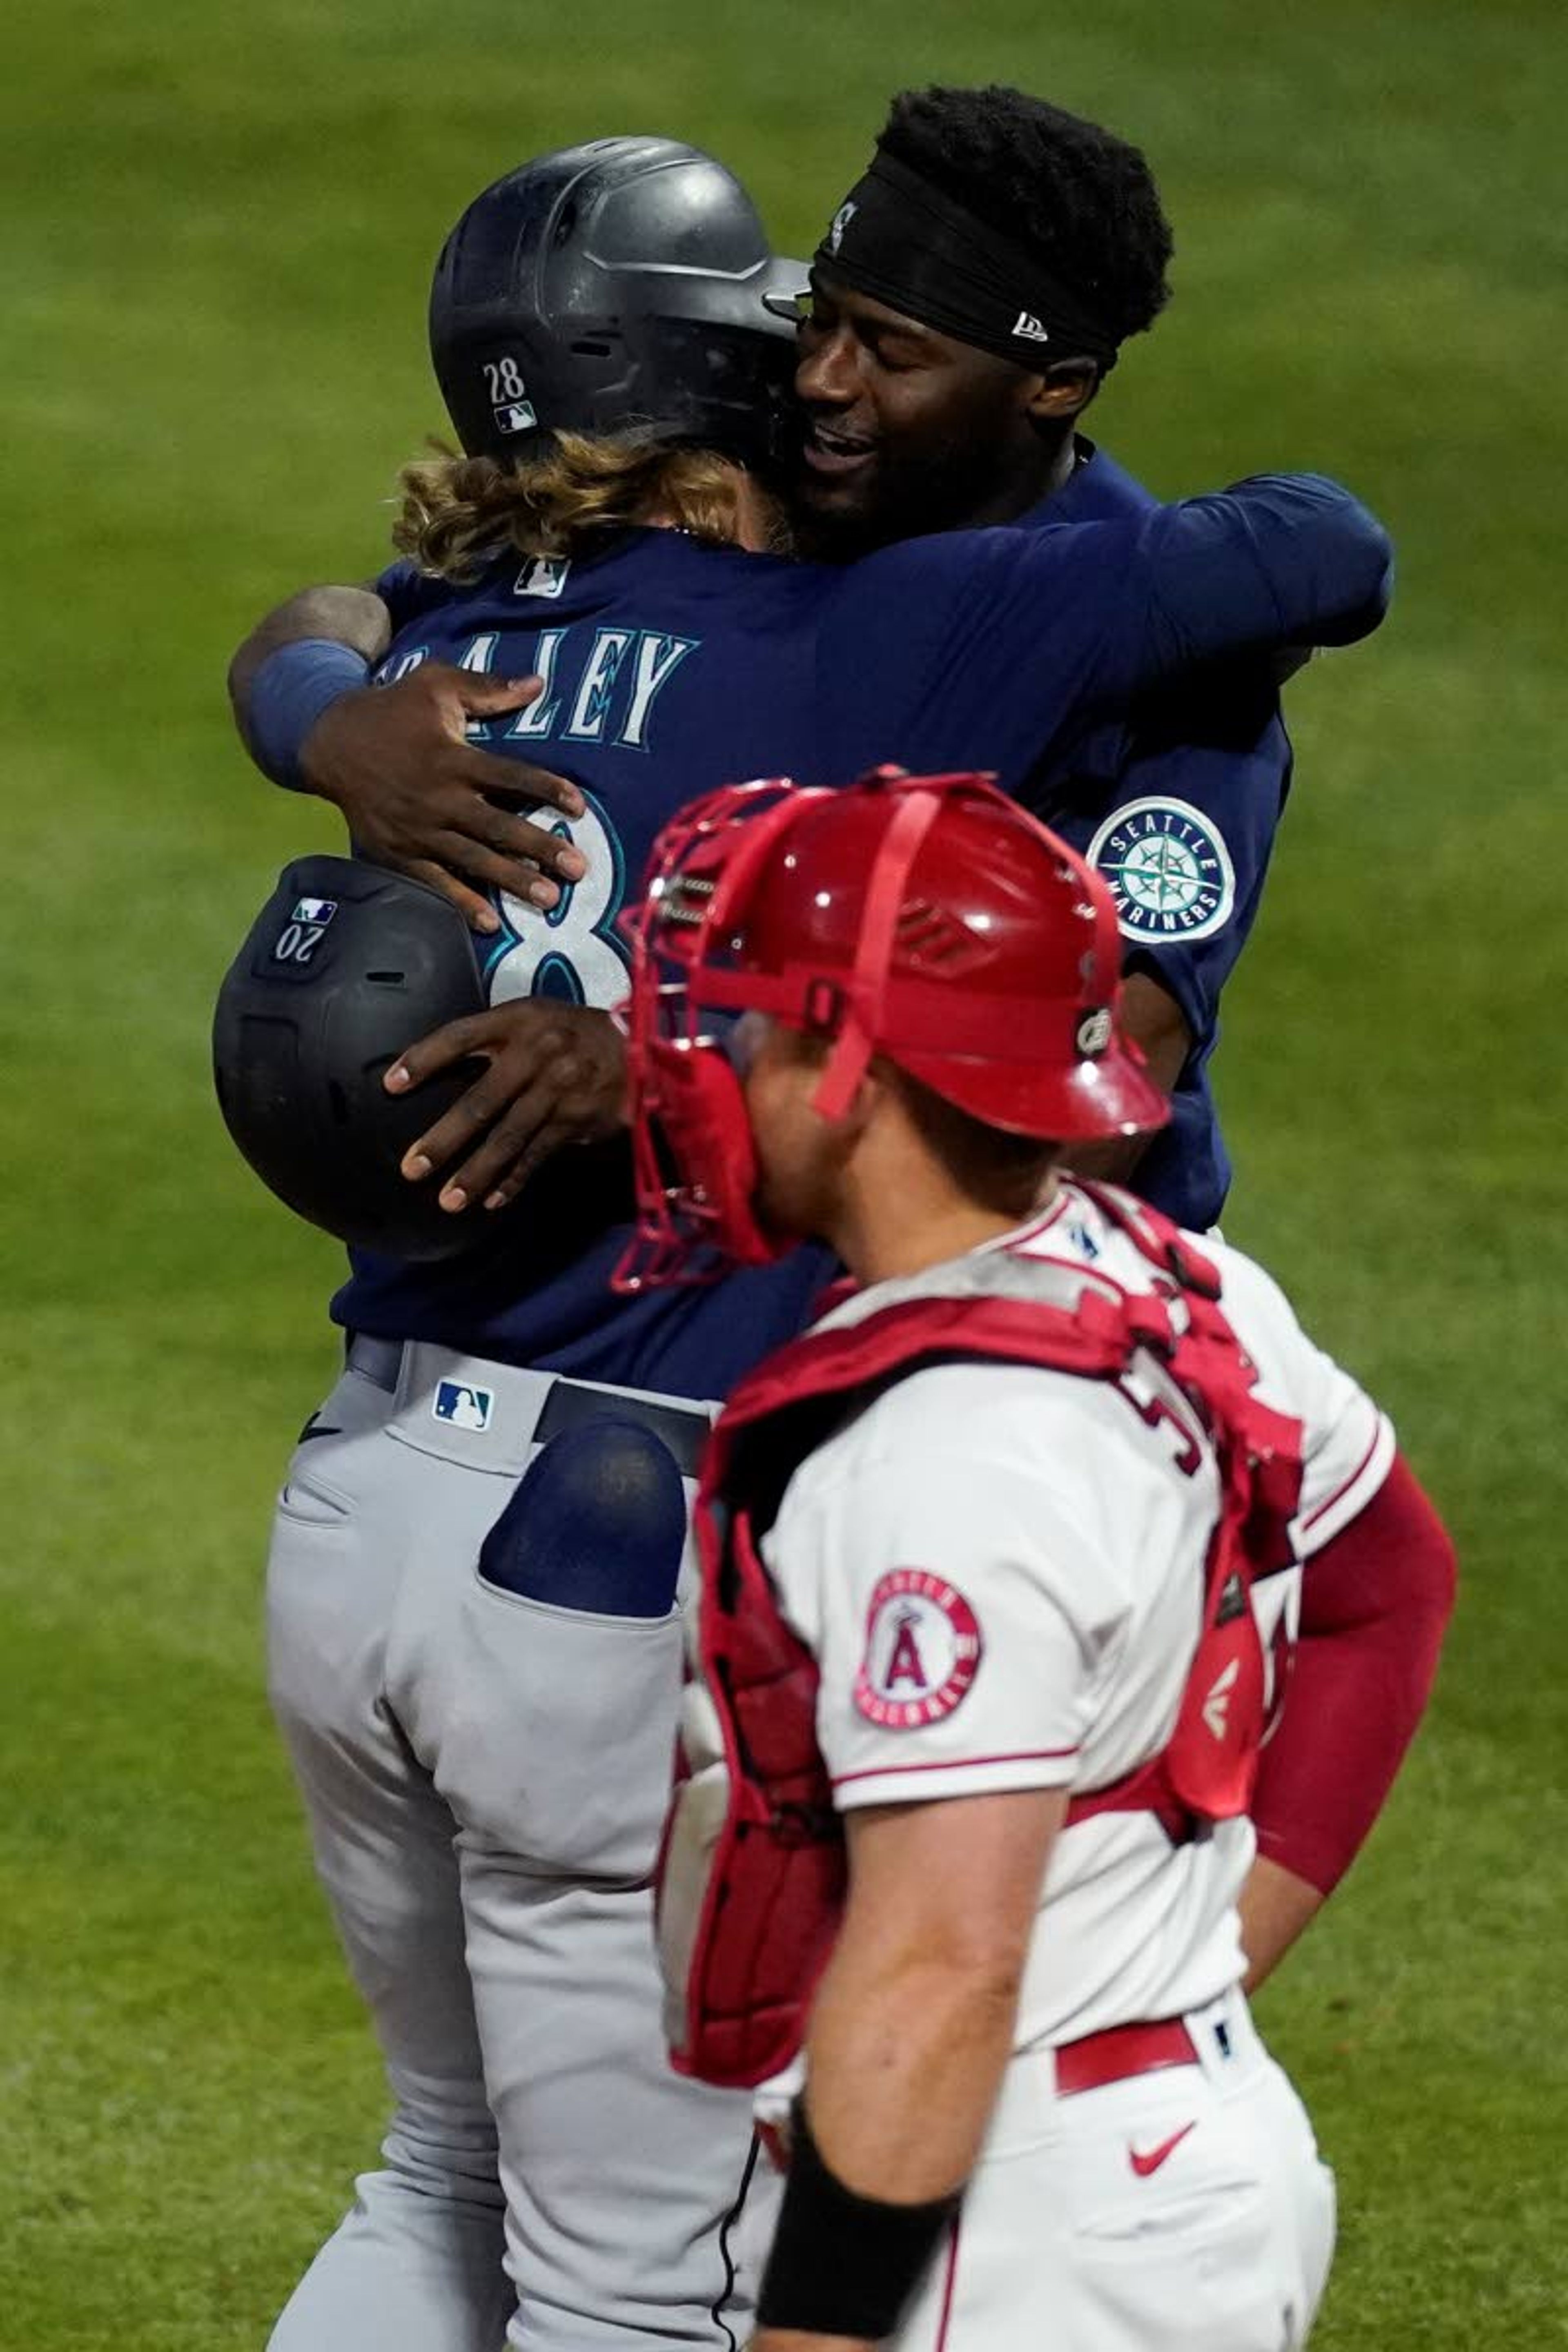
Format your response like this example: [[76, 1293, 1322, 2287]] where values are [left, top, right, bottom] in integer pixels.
[[615, 764, 1167, 1288], [617, 768, 1454, 2352]]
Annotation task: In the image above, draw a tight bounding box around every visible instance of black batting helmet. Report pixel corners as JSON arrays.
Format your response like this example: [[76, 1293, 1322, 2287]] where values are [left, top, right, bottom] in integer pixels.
[[212, 858, 491, 1262], [429, 136, 806, 470]]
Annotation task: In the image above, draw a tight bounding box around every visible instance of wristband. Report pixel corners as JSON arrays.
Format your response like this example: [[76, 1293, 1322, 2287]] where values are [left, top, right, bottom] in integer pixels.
[[246, 639, 372, 792], [756, 2100, 960, 2339]]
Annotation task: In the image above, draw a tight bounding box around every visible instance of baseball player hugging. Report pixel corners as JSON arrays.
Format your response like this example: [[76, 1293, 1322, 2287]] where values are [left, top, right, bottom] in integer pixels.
[[222, 93, 1417, 2352]]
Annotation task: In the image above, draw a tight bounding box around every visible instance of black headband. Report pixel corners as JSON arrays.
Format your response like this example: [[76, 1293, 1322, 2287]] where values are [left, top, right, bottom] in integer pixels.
[[812, 149, 1120, 372]]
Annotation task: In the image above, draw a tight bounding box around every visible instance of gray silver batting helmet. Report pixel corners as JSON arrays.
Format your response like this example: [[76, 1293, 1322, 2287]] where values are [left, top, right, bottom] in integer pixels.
[[428, 135, 806, 470]]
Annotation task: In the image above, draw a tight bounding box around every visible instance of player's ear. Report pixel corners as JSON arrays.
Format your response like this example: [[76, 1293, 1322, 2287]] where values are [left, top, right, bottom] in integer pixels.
[[846, 1056, 901, 1138], [1023, 359, 1100, 424]]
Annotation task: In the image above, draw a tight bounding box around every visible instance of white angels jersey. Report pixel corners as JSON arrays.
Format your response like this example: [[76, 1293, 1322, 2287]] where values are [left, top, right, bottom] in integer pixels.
[[760, 1179, 1394, 2048]]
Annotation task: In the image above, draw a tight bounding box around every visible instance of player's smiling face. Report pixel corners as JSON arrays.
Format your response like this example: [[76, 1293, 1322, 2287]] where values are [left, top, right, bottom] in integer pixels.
[[789, 269, 1061, 555]]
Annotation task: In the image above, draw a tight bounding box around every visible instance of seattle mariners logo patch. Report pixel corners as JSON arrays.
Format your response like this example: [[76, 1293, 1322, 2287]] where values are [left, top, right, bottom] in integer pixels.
[[1087, 797, 1236, 945], [433, 1380, 494, 1432], [855, 1569, 982, 1730]]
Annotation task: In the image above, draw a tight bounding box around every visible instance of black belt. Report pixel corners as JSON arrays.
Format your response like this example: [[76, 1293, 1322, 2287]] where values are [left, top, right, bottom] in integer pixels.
[[346, 1334, 711, 1480], [532, 1376, 710, 1479]]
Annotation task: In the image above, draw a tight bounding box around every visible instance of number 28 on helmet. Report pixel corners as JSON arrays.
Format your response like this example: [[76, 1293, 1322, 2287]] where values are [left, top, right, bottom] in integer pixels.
[[613, 767, 1169, 1290]]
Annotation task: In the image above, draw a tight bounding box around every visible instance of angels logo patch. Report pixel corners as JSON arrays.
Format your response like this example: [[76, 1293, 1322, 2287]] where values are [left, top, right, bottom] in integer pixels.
[[854, 1569, 982, 1729], [1086, 796, 1236, 944]]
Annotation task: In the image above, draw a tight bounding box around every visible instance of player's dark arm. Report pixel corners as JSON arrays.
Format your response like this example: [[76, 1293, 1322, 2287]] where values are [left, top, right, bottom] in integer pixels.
[[1240, 1452, 1457, 1991], [751, 1789, 1065, 2352], [227, 584, 591, 933], [924, 472, 1392, 730], [1090, 472, 1393, 699], [227, 581, 396, 715], [1050, 663, 1288, 1195], [835, 479, 1387, 790], [384, 1000, 630, 1210]]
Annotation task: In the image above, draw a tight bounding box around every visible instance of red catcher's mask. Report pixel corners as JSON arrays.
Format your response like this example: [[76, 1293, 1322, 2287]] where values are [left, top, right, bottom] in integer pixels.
[[612, 767, 1169, 1290]]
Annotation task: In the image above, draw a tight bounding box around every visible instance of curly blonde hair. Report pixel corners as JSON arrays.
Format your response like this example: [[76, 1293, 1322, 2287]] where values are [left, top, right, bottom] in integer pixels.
[[391, 431, 785, 582]]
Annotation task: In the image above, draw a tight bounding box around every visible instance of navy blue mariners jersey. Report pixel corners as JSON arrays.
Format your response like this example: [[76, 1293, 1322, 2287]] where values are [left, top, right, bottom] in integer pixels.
[[337, 483, 1387, 1388], [1015, 441, 1295, 1229]]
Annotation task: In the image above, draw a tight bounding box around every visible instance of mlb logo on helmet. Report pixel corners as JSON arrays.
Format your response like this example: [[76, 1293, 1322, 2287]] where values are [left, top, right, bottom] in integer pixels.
[[290, 898, 338, 926], [433, 1381, 494, 1432], [494, 398, 538, 435]]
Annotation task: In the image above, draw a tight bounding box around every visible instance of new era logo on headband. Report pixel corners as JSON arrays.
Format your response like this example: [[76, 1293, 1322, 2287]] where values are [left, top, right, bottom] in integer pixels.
[[827, 200, 858, 255], [1012, 311, 1051, 345]]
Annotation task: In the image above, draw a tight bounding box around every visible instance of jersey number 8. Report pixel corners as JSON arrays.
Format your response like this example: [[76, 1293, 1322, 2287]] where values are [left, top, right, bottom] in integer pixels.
[[485, 794, 629, 1008]]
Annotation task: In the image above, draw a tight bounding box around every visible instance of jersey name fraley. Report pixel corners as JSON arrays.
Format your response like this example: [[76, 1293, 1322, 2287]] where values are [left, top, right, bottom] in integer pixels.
[[1087, 795, 1237, 944], [854, 1568, 983, 1729], [378, 626, 696, 754]]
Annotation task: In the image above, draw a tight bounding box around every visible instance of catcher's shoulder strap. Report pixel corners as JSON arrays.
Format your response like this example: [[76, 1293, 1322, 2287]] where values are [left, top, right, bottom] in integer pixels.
[[701, 1264, 1172, 1541], [702, 1183, 1225, 1525], [1068, 1176, 1224, 1301]]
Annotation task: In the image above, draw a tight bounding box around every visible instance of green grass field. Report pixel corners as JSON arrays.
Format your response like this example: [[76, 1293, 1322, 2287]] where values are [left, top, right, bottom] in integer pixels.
[[3, 2, 1565, 2343]]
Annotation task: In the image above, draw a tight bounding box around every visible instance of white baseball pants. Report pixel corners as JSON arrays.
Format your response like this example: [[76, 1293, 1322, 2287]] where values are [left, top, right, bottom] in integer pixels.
[[756, 1988, 1333, 2352]]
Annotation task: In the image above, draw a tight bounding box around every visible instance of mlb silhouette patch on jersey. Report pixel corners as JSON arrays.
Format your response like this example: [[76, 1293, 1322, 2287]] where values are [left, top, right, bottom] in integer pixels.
[[433, 1381, 494, 1432], [854, 1568, 982, 1729], [514, 556, 570, 599], [1087, 796, 1236, 944]]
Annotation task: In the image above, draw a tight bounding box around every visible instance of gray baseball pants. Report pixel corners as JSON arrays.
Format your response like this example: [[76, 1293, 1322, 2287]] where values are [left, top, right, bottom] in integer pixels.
[[263, 1337, 769, 2352]]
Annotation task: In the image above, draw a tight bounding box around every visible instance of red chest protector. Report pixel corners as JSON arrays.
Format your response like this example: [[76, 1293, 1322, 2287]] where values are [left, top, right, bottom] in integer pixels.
[[658, 1188, 1304, 2090]]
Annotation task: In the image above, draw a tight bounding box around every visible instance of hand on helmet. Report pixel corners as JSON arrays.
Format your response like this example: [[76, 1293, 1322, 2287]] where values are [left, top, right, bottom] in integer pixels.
[[386, 1001, 629, 1211], [301, 664, 590, 933]]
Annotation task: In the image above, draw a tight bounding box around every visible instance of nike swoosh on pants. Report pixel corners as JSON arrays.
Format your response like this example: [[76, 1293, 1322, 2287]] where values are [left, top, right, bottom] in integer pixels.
[[1128, 2120, 1197, 2178]]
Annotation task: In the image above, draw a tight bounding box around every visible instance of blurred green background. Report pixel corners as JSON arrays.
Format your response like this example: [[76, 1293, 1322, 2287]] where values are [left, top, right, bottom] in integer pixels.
[[2, 3, 1564, 2343]]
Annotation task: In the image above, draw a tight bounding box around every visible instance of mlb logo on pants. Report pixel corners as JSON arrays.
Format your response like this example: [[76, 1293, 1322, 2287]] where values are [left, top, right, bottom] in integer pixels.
[[433, 1381, 494, 1432]]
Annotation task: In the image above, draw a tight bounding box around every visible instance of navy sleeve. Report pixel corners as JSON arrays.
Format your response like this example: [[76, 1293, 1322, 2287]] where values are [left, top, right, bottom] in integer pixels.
[[1042, 666, 1290, 1051], [373, 558, 458, 630], [817, 474, 1391, 789]]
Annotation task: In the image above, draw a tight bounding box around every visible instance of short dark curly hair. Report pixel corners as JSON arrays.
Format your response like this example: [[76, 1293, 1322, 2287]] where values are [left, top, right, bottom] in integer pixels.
[[878, 85, 1174, 349]]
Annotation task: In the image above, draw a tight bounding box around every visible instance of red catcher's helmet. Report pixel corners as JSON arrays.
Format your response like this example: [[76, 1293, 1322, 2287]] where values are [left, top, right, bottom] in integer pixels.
[[614, 767, 1169, 1289]]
